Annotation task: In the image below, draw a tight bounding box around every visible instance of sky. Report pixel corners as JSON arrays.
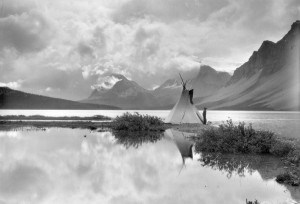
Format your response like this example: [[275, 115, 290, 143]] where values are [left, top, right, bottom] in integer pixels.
[[0, 0, 299, 100]]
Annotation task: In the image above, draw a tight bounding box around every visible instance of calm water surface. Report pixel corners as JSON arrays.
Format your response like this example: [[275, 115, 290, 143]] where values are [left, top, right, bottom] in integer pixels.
[[0, 128, 299, 204], [1, 110, 299, 138]]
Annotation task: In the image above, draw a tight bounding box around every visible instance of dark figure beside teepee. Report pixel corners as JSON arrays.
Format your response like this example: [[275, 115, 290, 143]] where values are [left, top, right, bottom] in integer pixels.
[[202, 107, 207, 125]]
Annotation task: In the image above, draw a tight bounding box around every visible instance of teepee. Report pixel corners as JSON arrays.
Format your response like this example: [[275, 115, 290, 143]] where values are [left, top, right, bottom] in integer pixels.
[[165, 74, 204, 124]]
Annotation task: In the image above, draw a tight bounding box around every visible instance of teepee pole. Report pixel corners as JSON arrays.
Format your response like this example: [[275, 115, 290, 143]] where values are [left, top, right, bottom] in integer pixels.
[[179, 73, 184, 85]]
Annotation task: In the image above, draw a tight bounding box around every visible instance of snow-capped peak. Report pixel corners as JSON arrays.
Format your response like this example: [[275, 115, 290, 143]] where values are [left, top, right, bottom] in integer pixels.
[[92, 75, 123, 91]]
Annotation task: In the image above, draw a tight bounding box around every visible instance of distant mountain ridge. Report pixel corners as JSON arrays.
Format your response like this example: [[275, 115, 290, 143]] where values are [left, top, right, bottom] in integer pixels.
[[192, 65, 231, 97], [82, 74, 160, 109], [0, 87, 120, 110], [83, 67, 231, 109]]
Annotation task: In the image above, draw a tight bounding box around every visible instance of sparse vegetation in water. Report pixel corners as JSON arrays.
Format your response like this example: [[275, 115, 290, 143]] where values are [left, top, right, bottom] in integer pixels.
[[113, 130, 163, 149], [246, 199, 260, 204], [276, 171, 300, 186], [194, 119, 277, 154], [194, 119, 300, 186], [112, 112, 165, 131]]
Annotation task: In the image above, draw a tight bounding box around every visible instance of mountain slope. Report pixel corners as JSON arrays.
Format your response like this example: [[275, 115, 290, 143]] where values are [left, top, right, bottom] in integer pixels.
[[82, 74, 160, 109], [83, 67, 232, 109], [152, 78, 182, 108], [0, 87, 120, 110], [192, 65, 231, 98], [196, 21, 300, 110]]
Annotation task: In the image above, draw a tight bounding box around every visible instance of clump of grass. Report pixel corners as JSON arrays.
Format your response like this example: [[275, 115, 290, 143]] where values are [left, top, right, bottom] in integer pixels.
[[195, 119, 277, 154], [113, 130, 163, 149], [285, 149, 300, 165], [276, 171, 300, 186], [194, 119, 300, 186], [246, 199, 260, 204], [112, 112, 165, 131], [269, 139, 295, 157], [194, 119, 299, 156]]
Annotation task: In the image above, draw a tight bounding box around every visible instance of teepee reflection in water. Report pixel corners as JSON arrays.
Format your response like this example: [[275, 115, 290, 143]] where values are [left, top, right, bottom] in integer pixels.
[[164, 129, 195, 168]]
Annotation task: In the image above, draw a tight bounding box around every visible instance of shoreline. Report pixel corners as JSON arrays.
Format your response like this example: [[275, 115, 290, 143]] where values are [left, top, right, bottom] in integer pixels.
[[0, 120, 115, 130], [0, 119, 213, 132]]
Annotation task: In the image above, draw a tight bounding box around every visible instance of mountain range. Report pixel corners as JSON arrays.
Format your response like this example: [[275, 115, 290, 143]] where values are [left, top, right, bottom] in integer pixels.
[[82, 65, 232, 109], [1, 21, 299, 110], [0, 87, 120, 110], [83, 21, 300, 111]]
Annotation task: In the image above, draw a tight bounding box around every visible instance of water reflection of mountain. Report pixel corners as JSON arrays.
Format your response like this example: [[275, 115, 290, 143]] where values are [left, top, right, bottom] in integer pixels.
[[200, 153, 300, 202]]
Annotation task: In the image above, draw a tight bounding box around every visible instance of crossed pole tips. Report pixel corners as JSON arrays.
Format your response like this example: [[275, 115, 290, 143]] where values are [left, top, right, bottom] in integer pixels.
[[179, 73, 188, 89]]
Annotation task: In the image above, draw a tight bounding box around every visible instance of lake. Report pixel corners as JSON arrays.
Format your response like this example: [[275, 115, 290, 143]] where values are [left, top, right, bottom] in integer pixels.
[[1, 110, 300, 138], [0, 127, 299, 204]]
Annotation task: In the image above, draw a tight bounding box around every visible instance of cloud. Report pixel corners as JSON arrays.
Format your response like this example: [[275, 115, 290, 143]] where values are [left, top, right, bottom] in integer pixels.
[[0, 163, 50, 202], [112, 0, 229, 23], [0, 0, 299, 99], [92, 75, 122, 90], [0, 10, 54, 53], [0, 80, 22, 89]]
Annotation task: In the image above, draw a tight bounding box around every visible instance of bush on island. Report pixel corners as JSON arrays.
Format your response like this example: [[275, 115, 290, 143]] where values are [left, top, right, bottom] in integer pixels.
[[112, 112, 165, 131], [194, 119, 299, 157], [194, 119, 278, 154]]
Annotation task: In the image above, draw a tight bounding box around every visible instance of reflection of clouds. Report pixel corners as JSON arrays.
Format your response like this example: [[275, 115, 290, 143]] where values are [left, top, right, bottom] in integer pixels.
[[0, 162, 50, 203], [130, 157, 159, 192], [110, 194, 140, 204], [0, 128, 298, 203], [0, 131, 21, 139]]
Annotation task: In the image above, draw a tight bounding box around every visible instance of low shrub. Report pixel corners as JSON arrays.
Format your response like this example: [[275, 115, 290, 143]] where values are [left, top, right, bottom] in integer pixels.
[[246, 199, 260, 204], [194, 119, 300, 187], [285, 149, 300, 165], [270, 140, 294, 157], [276, 172, 300, 186], [195, 119, 277, 154], [112, 112, 165, 131]]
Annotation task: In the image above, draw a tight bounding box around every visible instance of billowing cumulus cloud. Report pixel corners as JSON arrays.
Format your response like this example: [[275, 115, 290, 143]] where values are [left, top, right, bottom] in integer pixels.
[[0, 0, 299, 100], [0, 10, 54, 53]]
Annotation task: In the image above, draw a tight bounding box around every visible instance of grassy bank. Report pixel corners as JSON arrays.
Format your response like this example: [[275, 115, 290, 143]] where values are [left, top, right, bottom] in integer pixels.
[[0, 120, 113, 131], [0, 115, 111, 121], [194, 119, 300, 186], [0, 112, 169, 131]]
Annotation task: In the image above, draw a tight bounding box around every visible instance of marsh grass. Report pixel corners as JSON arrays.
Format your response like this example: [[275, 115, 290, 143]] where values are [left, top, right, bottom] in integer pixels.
[[112, 112, 165, 131]]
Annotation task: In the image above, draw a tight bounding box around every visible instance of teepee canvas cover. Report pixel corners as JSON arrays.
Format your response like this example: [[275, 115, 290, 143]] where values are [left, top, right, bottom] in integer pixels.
[[165, 75, 203, 124]]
